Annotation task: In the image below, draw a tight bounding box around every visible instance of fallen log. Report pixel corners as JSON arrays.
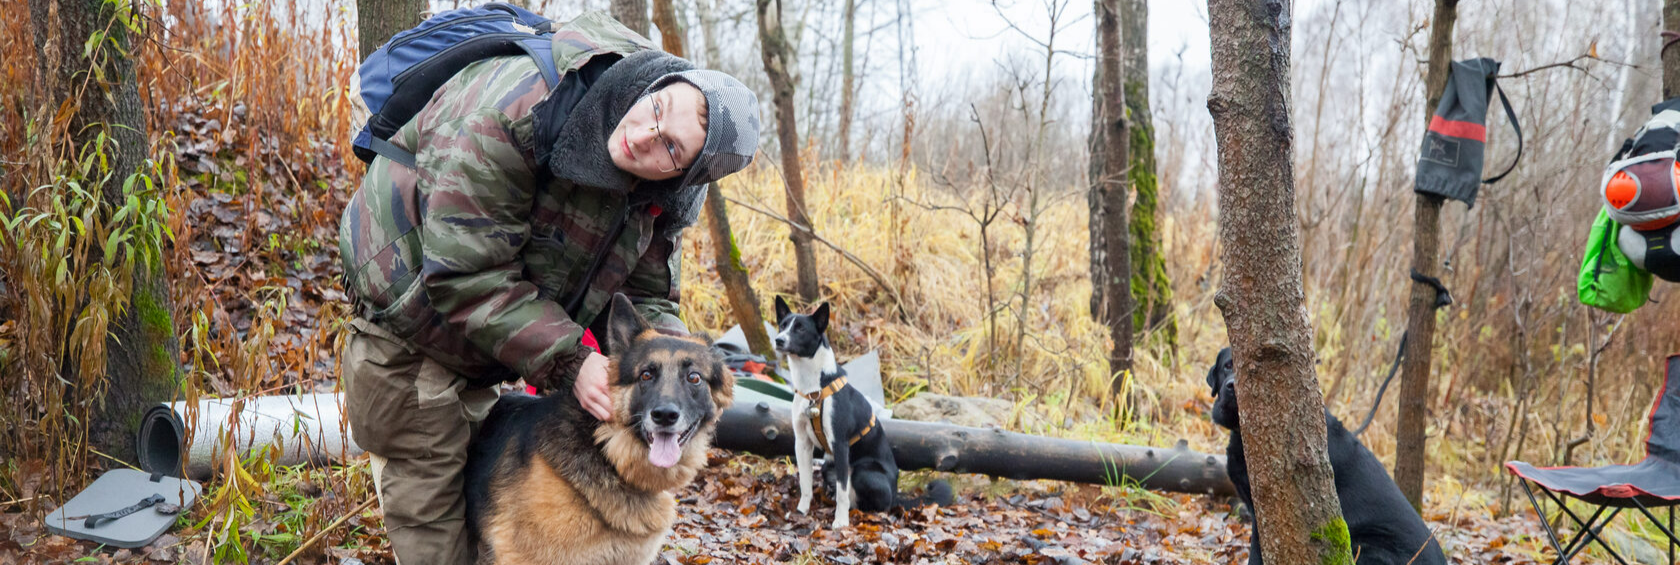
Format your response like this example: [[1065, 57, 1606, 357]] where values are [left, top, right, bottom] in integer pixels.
[[715, 401, 1236, 497]]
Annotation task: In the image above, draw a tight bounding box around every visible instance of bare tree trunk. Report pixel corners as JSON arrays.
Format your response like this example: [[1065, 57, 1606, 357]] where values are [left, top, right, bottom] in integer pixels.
[[1096, 0, 1134, 398], [37, 0, 181, 464], [1122, 0, 1175, 352], [1088, 44, 1107, 321], [1207, 0, 1352, 563], [757, 0, 821, 302], [1667, 0, 1680, 98], [653, 0, 777, 362], [1395, 0, 1458, 513], [612, 0, 650, 37], [356, 0, 426, 60], [651, 0, 685, 57], [837, 0, 857, 163]]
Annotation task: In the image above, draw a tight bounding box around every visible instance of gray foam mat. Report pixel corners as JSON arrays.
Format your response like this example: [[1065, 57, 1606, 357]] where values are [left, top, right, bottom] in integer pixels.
[[44, 469, 201, 549]]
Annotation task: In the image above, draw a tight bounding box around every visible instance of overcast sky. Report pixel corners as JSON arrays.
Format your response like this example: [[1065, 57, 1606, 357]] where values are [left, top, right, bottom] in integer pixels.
[[916, 0, 1213, 92]]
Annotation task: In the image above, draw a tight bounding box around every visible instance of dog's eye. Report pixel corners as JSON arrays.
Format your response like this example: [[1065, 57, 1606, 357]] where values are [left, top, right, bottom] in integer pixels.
[[639, 370, 654, 381], [686, 372, 702, 384]]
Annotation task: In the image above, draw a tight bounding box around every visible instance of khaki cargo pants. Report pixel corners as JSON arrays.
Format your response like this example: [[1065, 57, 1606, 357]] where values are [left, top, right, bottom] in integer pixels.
[[342, 317, 499, 565]]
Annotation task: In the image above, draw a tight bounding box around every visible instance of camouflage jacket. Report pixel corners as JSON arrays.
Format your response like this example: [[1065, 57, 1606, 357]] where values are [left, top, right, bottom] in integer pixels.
[[339, 12, 686, 388]]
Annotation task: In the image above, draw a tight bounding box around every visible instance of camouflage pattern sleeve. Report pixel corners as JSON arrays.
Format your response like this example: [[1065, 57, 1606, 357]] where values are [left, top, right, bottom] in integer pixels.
[[414, 106, 589, 386], [622, 230, 687, 334]]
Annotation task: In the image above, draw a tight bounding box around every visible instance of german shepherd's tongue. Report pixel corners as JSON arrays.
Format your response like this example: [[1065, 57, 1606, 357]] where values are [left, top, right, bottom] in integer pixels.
[[649, 432, 681, 468]]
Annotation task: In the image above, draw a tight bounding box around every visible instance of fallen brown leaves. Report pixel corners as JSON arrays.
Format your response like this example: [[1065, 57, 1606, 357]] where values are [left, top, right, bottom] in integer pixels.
[[165, 94, 353, 397], [653, 452, 1574, 565], [0, 451, 1616, 564]]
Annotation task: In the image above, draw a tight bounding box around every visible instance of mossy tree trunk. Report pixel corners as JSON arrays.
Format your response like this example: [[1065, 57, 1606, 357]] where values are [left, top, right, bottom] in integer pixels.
[[654, 0, 777, 361], [703, 188, 777, 360], [356, 0, 426, 60], [1395, 0, 1458, 513], [35, 0, 182, 465], [1121, 0, 1175, 353], [757, 0, 821, 302], [1206, 0, 1351, 562]]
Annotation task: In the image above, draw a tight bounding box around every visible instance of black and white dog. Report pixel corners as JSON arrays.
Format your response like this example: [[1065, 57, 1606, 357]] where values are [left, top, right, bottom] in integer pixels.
[[773, 297, 951, 528], [1208, 347, 1446, 564]]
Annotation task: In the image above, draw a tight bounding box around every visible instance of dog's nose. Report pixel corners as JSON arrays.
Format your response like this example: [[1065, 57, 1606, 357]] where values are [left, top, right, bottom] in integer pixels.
[[650, 405, 681, 427], [773, 337, 786, 349]]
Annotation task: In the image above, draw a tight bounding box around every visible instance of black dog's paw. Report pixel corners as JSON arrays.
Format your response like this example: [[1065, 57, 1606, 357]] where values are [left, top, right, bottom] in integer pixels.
[[819, 460, 837, 492]]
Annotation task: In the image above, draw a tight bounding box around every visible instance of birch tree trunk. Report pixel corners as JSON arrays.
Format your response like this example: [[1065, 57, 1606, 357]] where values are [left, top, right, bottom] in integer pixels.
[[838, 0, 857, 163], [1206, 0, 1352, 562]]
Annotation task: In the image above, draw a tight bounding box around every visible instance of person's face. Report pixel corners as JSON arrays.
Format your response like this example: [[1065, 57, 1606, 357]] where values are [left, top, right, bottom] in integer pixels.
[[608, 82, 707, 181]]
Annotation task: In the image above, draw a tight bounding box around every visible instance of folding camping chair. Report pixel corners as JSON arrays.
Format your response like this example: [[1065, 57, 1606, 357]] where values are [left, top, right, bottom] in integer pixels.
[[1505, 354, 1680, 564]]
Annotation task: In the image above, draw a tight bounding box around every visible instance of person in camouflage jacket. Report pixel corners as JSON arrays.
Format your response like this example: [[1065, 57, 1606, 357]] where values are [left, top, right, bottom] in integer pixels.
[[337, 11, 760, 563]]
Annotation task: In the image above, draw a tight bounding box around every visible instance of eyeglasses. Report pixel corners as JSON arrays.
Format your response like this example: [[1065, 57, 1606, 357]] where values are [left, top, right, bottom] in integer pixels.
[[649, 97, 684, 174]]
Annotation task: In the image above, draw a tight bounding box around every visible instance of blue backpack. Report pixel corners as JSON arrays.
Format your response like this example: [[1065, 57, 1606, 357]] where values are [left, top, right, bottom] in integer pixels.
[[352, 2, 562, 168]]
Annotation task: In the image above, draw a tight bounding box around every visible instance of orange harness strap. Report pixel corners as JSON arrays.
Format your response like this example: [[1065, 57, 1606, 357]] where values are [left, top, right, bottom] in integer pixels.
[[799, 377, 877, 449]]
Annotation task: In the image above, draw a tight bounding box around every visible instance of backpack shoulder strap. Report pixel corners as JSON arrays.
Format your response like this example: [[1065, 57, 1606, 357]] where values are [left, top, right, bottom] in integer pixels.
[[369, 137, 419, 170], [515, 38, 561, 89], [372, 39, 561, 170]]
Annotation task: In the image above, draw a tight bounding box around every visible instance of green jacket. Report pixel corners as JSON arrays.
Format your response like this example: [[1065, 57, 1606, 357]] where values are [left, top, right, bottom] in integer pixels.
[[339, 12, 686, 388]]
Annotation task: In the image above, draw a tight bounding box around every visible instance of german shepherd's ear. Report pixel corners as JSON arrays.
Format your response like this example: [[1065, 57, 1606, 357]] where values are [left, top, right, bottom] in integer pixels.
[[811, 302, 829, 334], [774, 295, 791, 324], [607, 293, 650, 357]]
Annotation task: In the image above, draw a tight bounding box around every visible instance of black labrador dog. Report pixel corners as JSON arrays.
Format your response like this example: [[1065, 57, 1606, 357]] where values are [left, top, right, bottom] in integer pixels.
[[1208, 347, 1446, 564]]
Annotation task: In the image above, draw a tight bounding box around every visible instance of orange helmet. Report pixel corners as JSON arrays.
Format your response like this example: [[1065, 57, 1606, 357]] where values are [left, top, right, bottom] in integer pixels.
[[1604, 170, 1640, 210]]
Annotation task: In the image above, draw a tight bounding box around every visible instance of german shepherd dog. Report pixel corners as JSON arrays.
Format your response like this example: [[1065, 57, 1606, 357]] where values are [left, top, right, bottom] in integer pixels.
[[774, 297, 952, 529], [1207, 347, 1445, 564], [465, 294, 733, 565]]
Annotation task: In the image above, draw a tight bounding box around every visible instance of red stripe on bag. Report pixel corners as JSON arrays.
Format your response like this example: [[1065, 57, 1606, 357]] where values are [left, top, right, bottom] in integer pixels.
[[1428, 116, 1487, 142]]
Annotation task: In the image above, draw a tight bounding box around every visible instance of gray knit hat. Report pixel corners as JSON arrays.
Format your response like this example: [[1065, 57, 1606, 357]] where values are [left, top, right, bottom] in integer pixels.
[[644, 69, 761, 188]]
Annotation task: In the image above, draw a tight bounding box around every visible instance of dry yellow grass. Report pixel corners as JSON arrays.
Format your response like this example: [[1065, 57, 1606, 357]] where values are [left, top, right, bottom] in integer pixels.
[[677, 157, 1225, 453]]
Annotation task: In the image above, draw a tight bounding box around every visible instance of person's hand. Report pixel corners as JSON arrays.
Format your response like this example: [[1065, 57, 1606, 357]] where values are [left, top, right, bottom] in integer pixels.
[[574, 351, 614, 421]]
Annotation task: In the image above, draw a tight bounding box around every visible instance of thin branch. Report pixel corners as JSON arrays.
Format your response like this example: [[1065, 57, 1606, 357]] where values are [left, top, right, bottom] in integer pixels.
[[0, 496, 40, 509], [1496, 53, 1634, 80], [720, 195, 909, 318], [274, 497, 378, 565]]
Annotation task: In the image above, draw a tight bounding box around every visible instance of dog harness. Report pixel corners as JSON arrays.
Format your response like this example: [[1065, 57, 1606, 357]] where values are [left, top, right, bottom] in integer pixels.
[[799, 376, 876, 449]]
